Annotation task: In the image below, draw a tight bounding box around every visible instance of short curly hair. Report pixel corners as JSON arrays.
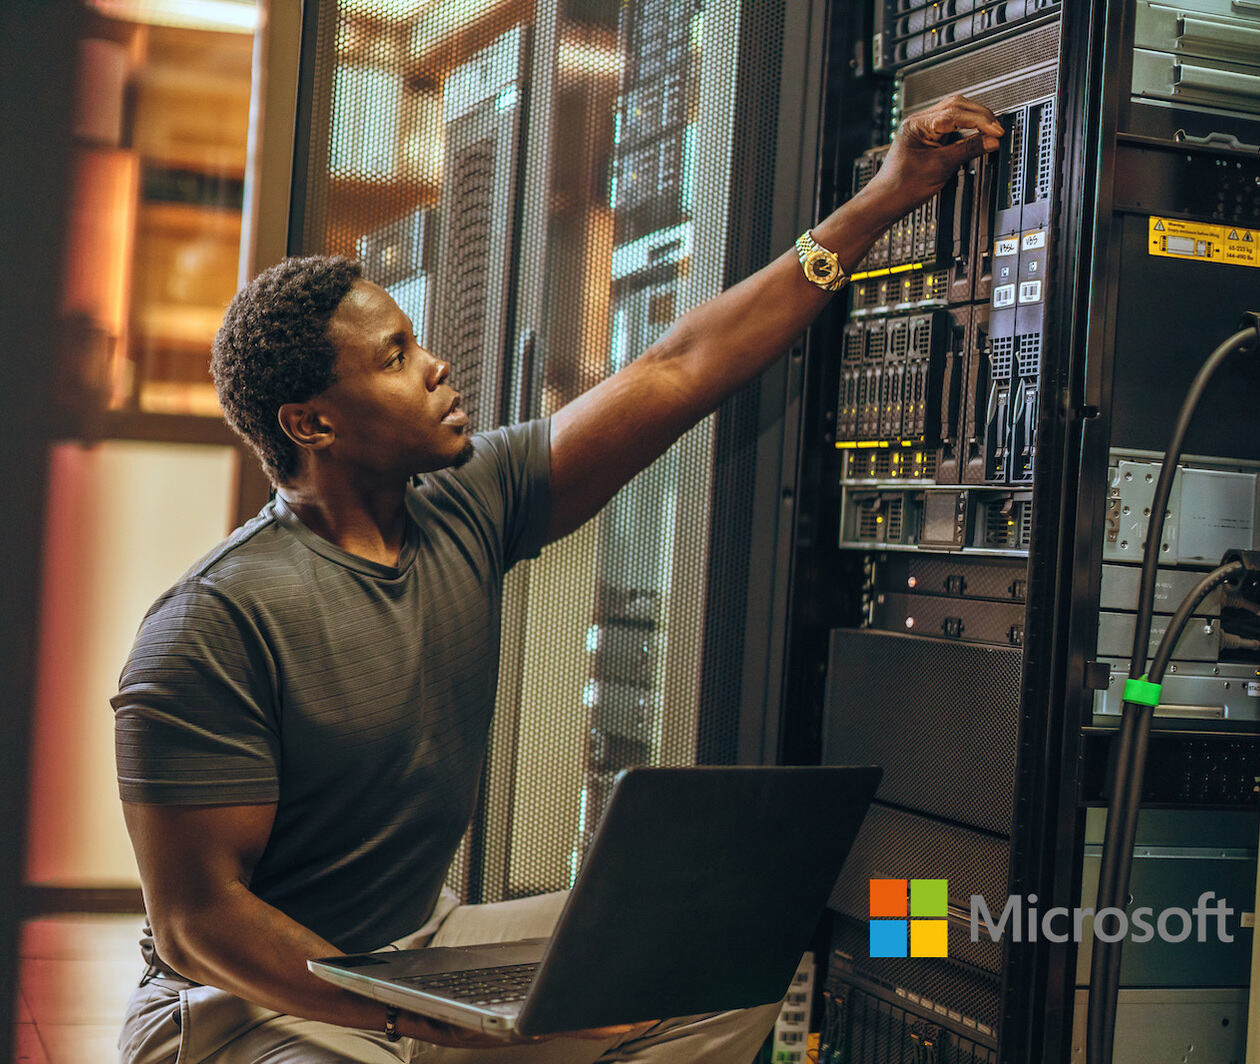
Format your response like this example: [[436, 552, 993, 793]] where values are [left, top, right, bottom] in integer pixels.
[[211, 255, 363, 484]]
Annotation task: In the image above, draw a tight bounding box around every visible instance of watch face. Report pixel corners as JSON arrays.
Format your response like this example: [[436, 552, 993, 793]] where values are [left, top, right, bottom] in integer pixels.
[[805, 247, 839, 285]]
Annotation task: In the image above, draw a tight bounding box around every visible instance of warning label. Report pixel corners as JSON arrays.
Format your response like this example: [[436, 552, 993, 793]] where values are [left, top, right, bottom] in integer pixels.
[[1148, 216, 1260, 268]]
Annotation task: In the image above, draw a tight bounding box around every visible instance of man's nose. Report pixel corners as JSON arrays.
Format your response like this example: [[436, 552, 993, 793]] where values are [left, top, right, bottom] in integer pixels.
[[427, 356, 449, 389]]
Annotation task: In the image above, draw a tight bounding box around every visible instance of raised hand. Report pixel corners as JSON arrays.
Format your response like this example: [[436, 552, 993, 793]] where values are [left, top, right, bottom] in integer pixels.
[[867, 93, 1004, 215]]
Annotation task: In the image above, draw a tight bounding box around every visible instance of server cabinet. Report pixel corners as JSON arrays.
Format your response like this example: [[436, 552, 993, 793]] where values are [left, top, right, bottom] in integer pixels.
[[789, 2, 1260, 1063]]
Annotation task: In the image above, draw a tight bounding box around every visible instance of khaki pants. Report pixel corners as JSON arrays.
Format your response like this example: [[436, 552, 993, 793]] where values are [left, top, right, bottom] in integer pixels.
[[118, 890, 782, 1064]]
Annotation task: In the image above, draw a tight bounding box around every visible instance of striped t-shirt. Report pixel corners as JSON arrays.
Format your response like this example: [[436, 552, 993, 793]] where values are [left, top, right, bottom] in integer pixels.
[[113, 419, 550, 955]]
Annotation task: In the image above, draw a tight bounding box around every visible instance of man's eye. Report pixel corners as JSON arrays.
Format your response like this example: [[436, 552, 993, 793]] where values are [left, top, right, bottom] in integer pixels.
[[389, 352, 406, 368]]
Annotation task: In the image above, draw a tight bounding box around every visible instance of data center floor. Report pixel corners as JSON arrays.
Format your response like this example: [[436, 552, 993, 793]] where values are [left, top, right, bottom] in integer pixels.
[[15, 914, 147, 1064]]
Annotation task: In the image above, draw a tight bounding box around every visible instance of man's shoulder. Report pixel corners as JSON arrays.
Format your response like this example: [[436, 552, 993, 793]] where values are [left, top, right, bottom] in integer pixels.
[[148, 501, 304, 618]]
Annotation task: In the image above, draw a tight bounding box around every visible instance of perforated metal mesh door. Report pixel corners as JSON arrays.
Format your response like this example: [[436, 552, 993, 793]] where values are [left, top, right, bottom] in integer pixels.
[[291, 0, 752, 903]]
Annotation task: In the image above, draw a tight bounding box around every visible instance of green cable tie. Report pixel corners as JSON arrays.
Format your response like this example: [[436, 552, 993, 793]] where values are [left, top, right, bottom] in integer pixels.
[[1123, 674, 1162, 707]]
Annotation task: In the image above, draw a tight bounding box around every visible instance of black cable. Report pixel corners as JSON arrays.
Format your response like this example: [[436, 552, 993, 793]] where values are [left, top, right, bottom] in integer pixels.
[[1085, 319, 1259, 1064], [1129, 325, 1258, 677], [1087, 561, 1242, 1063]]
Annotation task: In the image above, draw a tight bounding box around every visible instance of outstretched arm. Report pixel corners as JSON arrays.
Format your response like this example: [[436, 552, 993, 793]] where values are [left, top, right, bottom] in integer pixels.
[[544, 94, 1002, 543]]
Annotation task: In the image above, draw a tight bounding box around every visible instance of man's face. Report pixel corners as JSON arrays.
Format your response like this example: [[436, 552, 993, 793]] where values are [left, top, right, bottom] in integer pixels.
[[319, 279, 472, 479]]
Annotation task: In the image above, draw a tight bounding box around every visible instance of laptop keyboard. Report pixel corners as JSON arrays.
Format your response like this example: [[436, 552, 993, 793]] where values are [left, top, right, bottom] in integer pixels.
[[396, 962, 538, 1006]]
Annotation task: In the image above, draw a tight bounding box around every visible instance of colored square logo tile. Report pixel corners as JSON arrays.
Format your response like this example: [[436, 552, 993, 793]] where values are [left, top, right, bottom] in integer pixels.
[[910, 878, 948, 918], [910, 919, 949, 958], [869, 879, 908, 918], [869, 919, 908, 958]]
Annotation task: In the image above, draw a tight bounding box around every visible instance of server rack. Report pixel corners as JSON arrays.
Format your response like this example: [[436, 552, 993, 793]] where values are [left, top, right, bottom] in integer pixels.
[[787, 1, 1260, 1062]]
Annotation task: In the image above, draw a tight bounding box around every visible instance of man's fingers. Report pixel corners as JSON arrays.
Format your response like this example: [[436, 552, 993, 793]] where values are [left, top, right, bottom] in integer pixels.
[[941, 93, 1003, 134], [917, 99, 1002, 141], [927, 128, 996, 171], [955, 129, 995, 163]]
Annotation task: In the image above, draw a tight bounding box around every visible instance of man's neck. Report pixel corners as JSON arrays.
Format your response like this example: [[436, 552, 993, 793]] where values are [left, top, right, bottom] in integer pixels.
[[277, 472, 410, 568]]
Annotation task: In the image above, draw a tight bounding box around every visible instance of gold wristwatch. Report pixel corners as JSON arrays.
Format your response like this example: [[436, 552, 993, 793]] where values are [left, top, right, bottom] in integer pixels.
[[795, 229, 848, 292]]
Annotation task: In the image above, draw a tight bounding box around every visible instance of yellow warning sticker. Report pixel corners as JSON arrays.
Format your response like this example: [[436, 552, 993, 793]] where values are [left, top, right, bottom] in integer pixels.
[[1148, 216, 1260, 268]]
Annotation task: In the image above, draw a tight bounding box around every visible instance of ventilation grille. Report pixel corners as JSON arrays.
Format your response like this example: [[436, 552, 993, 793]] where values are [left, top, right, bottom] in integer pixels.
[[847, 451, 891, 480], [843, 449, 937, 481], [1004, 109, 1026, 212], [857, 270, 949, 313], [899, 17, 1061, 109], [1033, 97, 1055, 203], [909, 315, 933, 359], [989, 335, 1014, 379], [925, 269, 949, 302], [855, 495, 906, 542], [983, 499, 1032, 548], [853, 278, 887, 312], [887, 318, 909, 362], [1016, 332, 1041, 376], [857, 498, 882, 541], [866, 321, 888, 363], [985, 504, 1014, 546], [843, 322, 865, 364], [886, 497, 904, 541]]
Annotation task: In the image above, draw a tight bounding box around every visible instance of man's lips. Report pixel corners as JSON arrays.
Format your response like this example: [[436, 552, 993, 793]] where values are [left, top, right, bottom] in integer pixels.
[[441, 397, 467, 427]]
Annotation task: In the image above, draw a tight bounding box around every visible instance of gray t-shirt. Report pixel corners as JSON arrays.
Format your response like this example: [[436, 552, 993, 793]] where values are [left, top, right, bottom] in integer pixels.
[[113, 419, 550, 956]]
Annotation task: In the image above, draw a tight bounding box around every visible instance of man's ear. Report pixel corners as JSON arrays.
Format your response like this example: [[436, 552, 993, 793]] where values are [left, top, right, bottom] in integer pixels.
[[277, 402, 336, 453]]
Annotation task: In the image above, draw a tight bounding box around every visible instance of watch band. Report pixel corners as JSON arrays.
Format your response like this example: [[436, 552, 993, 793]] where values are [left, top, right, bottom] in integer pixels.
[[384, 1004, 402, 1042], [795, 229, 848, 292]]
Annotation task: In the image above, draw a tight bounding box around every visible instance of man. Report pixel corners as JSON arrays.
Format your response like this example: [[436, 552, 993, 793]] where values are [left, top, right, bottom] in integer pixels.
[[114, 95, 1002, 1063]]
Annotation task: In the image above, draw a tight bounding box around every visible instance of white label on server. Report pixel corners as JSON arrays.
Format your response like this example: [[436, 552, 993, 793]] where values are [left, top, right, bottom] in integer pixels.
[[1248, 681, 1260, 697], [1018, 280, 1043, 304], [995, 237, 1019, 257], [993, 283, 1017, 308], [1021, 230, 1047, 251]]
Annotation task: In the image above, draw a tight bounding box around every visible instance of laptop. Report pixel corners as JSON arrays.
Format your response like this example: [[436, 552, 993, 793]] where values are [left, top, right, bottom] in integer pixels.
[[309, 764, 880, 1036]]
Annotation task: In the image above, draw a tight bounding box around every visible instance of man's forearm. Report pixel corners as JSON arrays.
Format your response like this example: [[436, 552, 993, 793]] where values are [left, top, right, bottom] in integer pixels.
[[652, 178, 914, 413], [544, 182, 909, 541], [157, 880, 393, 1032], [158, 885, 629, 1047]]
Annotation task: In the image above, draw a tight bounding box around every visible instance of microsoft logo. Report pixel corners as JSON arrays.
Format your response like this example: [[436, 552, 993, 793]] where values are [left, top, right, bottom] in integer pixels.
[[866, 878, 1237, 958], [869, 878, 949, 957]]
